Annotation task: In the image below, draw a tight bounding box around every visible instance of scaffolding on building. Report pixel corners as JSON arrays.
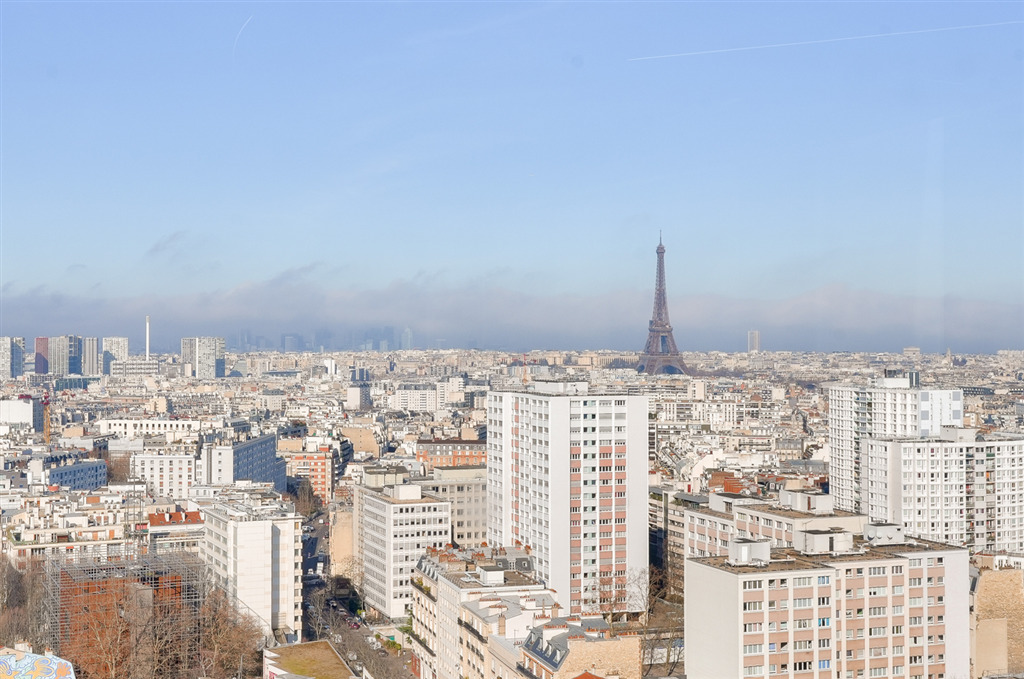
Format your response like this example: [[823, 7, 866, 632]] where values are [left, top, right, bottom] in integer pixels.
[[43, 551, 207, 679]]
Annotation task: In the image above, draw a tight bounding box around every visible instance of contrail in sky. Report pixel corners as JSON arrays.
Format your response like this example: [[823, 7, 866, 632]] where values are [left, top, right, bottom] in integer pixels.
[[629, 20, 1023, 61], [233, 15, 254, 62]]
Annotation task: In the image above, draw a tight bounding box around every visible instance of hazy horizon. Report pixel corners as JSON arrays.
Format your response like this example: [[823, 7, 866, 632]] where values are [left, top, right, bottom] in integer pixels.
[[2, 3, 1021, 354]]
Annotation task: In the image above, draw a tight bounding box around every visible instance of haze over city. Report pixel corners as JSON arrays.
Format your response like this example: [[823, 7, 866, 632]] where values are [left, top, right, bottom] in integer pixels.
[[2, 2, 1022, 352]]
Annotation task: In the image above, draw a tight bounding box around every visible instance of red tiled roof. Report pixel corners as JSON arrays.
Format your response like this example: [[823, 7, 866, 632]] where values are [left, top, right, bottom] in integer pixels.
[[147, 511, 203, 526]]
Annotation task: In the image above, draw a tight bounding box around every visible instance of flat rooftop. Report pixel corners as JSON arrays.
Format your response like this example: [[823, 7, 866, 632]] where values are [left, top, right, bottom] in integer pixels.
[[266, 640, 353, 679]]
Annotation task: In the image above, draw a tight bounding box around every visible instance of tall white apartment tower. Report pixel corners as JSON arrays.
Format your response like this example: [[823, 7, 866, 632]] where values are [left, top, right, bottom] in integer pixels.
[[487, 382, 649, 618], [828, 371, 962, 513], [0, 338, 24, 380], [102, 336, 129, 375], [747, 329, 760, 353], [181, 336, 225, 378], [81, 337, 100, 376]]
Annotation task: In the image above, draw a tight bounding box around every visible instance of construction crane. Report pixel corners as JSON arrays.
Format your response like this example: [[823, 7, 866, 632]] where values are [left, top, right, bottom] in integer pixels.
[[43, 391, 51, 446]]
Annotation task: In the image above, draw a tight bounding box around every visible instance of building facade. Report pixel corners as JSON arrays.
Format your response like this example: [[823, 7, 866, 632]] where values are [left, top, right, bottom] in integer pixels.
[[862, 428, 1024, 553], [828, 372, 963, 513], [0, 337, 24, 380], [685, 527, 970, 679], [200, 495, 302, 638], [181, 337, 225, 378], [101, 336, 129, 374], [355, 483, 451, 620], [487, 383, 649, 618]]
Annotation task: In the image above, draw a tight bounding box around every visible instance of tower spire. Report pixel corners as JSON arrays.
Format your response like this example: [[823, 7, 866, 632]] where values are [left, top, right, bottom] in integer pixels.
[[638, 238, 687, 375]]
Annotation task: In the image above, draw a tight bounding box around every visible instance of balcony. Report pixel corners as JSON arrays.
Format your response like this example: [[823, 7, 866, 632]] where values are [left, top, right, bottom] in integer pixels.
[[516, 664, 542, 679], [411, 578, 436, 602], [458, 618, 487, 644], [407, 630, 435, 657]]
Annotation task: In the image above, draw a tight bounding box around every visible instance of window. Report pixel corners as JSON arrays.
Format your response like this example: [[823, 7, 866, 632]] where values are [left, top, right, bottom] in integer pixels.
[[744, 601, 763, 611], [743, 667, 764, 677], [744, 579, 764, 590], [744, 644, 763, 654], [870, 627, 887, 637], [744, 622, 763, 632]]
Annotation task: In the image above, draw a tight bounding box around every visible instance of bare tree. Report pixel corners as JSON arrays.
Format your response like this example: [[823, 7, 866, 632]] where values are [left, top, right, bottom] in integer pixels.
[[627, 566, 684, 677], [197, 587, 264, 679], [291, 478, 321, 517], [0, 561, 47, 653]]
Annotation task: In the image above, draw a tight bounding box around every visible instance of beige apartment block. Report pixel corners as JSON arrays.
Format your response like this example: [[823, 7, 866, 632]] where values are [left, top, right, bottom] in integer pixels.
[[686, 525, 969, 679], [970, 554, 1024, 678]]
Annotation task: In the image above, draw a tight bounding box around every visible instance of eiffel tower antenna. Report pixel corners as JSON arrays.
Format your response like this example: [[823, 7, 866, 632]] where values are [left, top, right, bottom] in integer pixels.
[[638, 237, 687, 375]]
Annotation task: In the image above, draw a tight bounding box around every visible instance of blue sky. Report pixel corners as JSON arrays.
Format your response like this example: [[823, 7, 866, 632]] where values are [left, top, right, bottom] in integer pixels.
[[1, 2, 1022, 352]]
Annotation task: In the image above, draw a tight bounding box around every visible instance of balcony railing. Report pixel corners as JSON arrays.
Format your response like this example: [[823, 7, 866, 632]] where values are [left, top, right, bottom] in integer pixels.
[[411, 578, 436, 602]]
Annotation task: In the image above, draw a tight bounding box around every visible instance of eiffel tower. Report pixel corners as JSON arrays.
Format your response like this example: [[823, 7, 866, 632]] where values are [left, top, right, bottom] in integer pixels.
[[638, 236, 687, 375]]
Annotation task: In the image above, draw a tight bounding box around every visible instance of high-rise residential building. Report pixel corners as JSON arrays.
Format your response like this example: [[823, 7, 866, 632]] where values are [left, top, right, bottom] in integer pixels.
[[47, 335, 82, 376], [101, 336, 129, 375], [199, 492, 302, 638], [487, 382, 649, 618], [827, 371, 963, 513], [685, 527, 969, 679], [747, 329, 761, 353], [34, 337, 49, 374], [180, 337, 225, 378], [354, 482, 452, 620], [0, 337, 25, 380], [81, 337, 100, 376], [863, 428, 1024, 553]]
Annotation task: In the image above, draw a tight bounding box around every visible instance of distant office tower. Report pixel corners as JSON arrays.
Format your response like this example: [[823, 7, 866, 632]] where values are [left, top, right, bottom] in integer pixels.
[[0, 338, 24, 380], [101, 336, 129, 375], [34, 337, 49, 374], [47, 335, 82, 376], [828, 371, 963, 513], [181, 337, 225, 378], [400, 326, 413, 350], [747, 329, 760, 353], [280, 334, 303, 353], [80, 337, 100, 376], [487, 382, 649, 617], [638, 237, 687, 375]]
